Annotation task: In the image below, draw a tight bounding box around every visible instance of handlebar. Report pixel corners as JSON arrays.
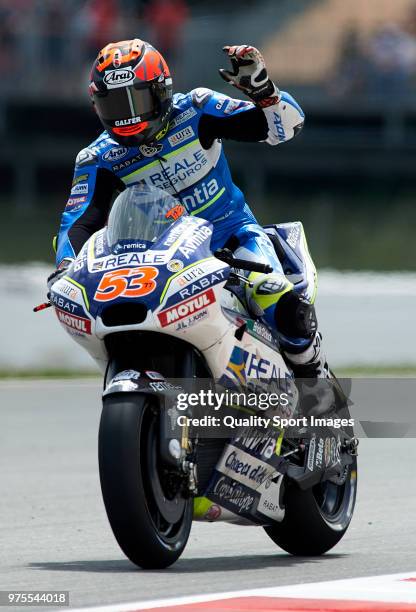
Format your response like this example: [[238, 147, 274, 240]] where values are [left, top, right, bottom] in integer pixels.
[[214, 249, 273, 274]]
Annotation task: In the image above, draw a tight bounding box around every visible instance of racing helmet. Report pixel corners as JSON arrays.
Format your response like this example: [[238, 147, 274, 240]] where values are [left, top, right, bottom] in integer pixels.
[[89, 39, 173, 147]]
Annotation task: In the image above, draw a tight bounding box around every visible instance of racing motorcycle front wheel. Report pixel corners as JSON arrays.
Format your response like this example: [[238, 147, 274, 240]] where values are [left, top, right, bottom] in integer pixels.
[[264, 457, 357, 555], [98, 393, 193, 569]]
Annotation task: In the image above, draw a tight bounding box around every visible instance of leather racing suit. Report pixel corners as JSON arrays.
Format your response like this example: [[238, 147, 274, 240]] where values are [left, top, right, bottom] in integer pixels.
[[56, 87, 321, 365]]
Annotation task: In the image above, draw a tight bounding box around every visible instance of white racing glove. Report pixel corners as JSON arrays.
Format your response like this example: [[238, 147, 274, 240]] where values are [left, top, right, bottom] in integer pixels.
[[219, 45, 280, 107], [47, 258, 74, 295]]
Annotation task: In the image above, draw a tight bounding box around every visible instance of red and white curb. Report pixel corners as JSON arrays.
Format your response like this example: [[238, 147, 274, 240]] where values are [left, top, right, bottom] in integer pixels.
[[67, 572, 416, 611]]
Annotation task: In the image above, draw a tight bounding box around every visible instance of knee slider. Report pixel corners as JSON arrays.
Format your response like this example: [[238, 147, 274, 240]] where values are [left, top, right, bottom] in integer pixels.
[[275, 290, 318, 339]]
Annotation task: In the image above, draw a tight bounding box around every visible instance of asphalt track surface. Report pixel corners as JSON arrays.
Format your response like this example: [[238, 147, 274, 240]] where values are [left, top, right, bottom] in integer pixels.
[[1, 380, 416, 611]]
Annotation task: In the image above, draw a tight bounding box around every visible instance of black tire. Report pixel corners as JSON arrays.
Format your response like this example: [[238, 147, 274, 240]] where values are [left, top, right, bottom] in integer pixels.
[[98, 393, 193, 569], [264, 457, 357, 555]]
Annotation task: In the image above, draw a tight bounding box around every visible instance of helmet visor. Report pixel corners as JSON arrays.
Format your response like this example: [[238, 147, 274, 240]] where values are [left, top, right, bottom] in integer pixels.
[[94, 85, 157, 123]]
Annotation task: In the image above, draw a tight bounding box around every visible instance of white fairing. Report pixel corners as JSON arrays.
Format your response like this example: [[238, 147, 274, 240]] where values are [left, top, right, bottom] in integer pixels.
[[50, 270, 108, 372]]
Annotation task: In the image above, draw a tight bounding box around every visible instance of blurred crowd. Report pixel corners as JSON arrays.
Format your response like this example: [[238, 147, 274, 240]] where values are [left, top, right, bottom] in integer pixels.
[[330, 4, 416, 100], [0, 0, 189, 98], [3, 0, 416, 103]]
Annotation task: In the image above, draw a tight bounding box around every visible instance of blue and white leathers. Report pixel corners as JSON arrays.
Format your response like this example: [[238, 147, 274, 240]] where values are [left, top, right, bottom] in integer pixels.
[[56, 87, 305, 346]]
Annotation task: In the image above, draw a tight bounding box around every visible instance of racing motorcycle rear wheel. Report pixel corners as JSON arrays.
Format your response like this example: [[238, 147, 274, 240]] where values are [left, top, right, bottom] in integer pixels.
[[99, 393, 193, 569], [264, 456, 357, 555]]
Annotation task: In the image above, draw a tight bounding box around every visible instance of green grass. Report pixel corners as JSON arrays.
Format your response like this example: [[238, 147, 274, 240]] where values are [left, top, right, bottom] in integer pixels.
[[337, 365, 416, 377], [0, 369, 100, 380]]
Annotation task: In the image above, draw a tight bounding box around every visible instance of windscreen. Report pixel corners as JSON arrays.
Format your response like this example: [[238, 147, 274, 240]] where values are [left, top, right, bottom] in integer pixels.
[[106, 184, 187, 249]]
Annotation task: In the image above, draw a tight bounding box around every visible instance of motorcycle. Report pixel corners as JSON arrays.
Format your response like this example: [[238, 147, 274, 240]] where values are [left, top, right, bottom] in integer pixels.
[[45, 184, 357, 569]]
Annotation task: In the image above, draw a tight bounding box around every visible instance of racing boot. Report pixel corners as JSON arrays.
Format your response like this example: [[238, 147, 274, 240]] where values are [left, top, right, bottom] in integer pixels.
[[247, 275, 334, 415], [284, 332, 337, 417]]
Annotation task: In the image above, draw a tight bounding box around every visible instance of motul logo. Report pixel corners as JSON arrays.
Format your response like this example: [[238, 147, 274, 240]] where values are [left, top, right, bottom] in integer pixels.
[[56, 309, 91, 335], [158, 289, 215, 327]]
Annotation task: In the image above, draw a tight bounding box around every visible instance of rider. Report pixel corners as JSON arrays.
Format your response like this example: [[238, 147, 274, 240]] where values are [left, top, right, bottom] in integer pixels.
[[50, 39, 328, 379]]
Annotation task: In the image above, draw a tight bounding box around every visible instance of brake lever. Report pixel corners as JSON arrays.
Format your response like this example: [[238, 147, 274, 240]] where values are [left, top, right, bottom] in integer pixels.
[[215, 248, 273, 275], [229, 271, 253, 288], [214, 248, 234, 265], [33, 301, 52, 313]]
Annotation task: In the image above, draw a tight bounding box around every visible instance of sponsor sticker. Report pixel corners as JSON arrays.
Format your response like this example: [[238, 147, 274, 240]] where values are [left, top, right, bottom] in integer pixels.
[[107, 379, 138, 392], [165, 204, 186, 221], [92, 261, 104, 271], [224, 98, 251, 115], [90, 251, 169, 272], [204, 504, 221, 521], [104, 67, 135, 89], [210, 474, 257, 514], [168, 126, 195, 148], [158, 288, 215, 327], [324, 437, 332, 467], [246, 320, 275, 347], [50, 294, 84, 315], [178, 269, 227, 299], [178, 225, 213, 259], [330, 436, 341, 466], [169, 108, 197, 129], [66, 196, 87, 209], [175, 308, 208, 331], [257, 476, 285, 521], [149, 381, 180, 392], [215, 97, 227, 110], [181, 179, 221, 212], [94, 231, 105, 256], [72, 173, 89, 187], [55, 308, 91, 335], [273, 112, 286, 142], [145, 371, 165, 380], [115, 117, 141, 127], [130, 148, 212, 191], [287, 224, 301, 249], [59, 282, 78, 300], [234, 428, 279, 461], [139, 143, 163, 157], [70, 183, 88, 196], [112, 154, 143, 172], [112, 370, 141, 382], [156, 123, 169, 140], [176, 265, 205, 287], [219, 447, 275, 489], [316, 437, 324, 468], [103, 146, 129, 162], [307, 435, 316, 471], [167, 259, 184, 272]]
